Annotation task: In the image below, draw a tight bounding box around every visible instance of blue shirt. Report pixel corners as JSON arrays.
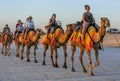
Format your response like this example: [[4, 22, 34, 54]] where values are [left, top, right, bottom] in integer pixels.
[[18, 25, 24, 31], [27, 21, 34, 29]]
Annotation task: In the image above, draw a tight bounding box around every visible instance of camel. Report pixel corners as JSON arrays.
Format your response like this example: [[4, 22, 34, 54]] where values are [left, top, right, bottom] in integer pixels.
[[70, 17, 110, 76], [41, 25, 74, 68], [20, 28, 44, 63], [0, 32, 13, 56], [14, 33, 25, 57]]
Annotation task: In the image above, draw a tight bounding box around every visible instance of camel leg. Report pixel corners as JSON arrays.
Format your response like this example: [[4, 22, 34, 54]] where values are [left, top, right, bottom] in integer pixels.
[[33, 44, 38, 63], [7, 44, 10, 56], [94, 48, 99, 66], [42, 44, 48, 65], [16, 45, 20, 57], [87, 50, 94, 76], [26, 46, 30, 62], [62, 45, 67, 69], [71, 45, 76, 72], [5, 45, 7, 56], [2, 44, 4, 54], [50, 47, 54, 67], [20, 44, 24, 60], [53, 48, 59, 68], [79, 49, 87, 73]]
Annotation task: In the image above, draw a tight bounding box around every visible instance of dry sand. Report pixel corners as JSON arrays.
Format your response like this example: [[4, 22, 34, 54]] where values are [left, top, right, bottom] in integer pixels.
[[0, 34, 120, 81], [103, 33, 120, 47]]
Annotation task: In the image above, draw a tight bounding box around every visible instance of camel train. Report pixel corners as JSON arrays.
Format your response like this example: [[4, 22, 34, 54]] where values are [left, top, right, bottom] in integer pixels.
[[0, 17, 110, 76]]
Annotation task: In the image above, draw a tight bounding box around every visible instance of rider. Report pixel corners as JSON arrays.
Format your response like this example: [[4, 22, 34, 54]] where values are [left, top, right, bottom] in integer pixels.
[[2, 24, 11, 39], [24, 16, 35, 39], [14, 20, 22, 39], [46, 13, 57, 39], [22, 17, 29, 39], [2, 24, 10, 35], [15, 22, 24, 38], [82, 5, 98, 41]]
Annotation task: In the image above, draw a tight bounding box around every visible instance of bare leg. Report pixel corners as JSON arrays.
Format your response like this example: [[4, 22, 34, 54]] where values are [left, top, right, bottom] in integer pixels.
[[53, 48, 58, 68], [34, 44, 38, 63], [79, 49, 87, 73], [50, 47, 54, 67], [26, 46, 30, 62], [20, 44, 24, 60], [71, 45, 76, 72], [62, 45, 67, 69], [42, 44, 48, 65]]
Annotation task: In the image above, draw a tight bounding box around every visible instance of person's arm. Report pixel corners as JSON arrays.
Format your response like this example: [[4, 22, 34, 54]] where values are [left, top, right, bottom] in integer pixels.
[[47, 19, 52, 26], [3, 28, 5, 32], [8, 27, 10, 32]]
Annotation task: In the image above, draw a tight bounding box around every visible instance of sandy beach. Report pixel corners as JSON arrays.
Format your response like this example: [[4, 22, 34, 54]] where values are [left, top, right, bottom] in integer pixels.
[[103, 33, 120, 47], [0, 37, 120, 81]]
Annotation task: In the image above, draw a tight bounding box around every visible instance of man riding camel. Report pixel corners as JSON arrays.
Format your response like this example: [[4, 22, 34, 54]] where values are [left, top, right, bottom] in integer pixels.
[[24, 16, 35, 39], [2, 24, 12, 40], [2, 24, 10, 35]]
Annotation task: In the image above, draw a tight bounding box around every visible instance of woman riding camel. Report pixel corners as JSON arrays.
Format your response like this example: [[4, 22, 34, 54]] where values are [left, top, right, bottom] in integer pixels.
[[14, 20, 22, 39], [46, 13, 57, 39], [24, 16, 36, 39], [82, 5, 99, 42], [15, 22, 24, 38]]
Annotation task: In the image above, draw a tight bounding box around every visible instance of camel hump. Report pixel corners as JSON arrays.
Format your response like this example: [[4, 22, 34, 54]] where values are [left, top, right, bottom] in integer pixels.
[[28, 31, 35, 36], [86, 23, 98, 33]]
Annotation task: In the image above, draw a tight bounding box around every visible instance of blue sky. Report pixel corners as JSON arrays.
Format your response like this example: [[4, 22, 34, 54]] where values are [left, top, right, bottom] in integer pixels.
[[0, 0, 120, 31]]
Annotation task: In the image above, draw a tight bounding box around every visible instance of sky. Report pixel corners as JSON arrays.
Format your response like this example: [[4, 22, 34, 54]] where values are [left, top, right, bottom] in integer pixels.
[[0, 0, 120, 31]]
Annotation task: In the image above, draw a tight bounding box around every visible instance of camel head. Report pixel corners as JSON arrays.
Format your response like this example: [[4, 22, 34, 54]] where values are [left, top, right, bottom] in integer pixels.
[[36, 28, 44, 39], [66, 24, 76, 33], [99, 17, 110, 42], [36, 28, 44, 35], [100, 17, 110, 29]]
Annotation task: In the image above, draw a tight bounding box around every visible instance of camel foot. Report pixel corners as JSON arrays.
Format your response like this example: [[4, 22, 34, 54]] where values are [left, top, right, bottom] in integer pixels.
[[26, 59, 30, 62], [89, 71, 95, 76], [34, 59, 38, 63], [83, 69, 87, 73], [20, 56, 24, 60], [54, 64, 59, 68], [4, 54, 7, 56], [95, 61, 99, 66], [52, 63, 55, 67], [71, 68, 76, 72], [63, 65, 67, 69], [42, 61, 46, 65], [16, 54, 19, 57], [2, 52, 4, 54]]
